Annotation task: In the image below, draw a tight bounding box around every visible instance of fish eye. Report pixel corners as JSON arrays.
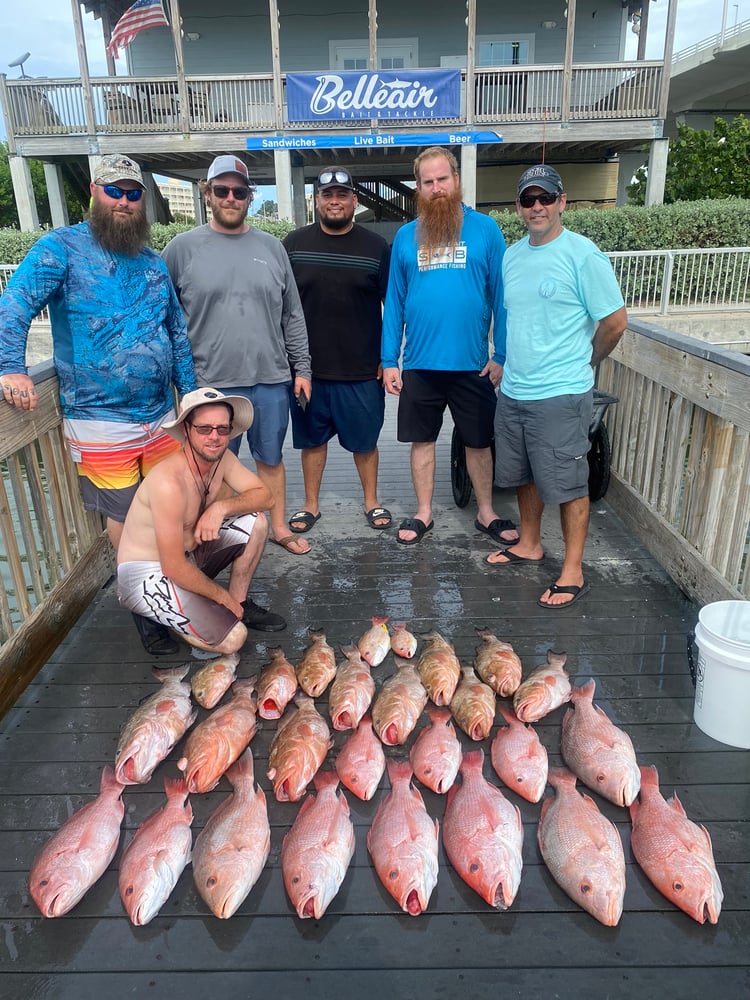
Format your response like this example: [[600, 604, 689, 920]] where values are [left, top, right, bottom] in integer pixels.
[[40, 879, 49, 887], [125, 886, 134, 896], [672, 880, 683, 892], [580, 881, 592, 895], [207, 877, 217, 887], [424, 766, 432, 775], [293, 876, 300, 884], [389, 869, 399, 880], [516, 776, 524, 784], [470, 862, 480, 873], [596, 773, 606, 783]]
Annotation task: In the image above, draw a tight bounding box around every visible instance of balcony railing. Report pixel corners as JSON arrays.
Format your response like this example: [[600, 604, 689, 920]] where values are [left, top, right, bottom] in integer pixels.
[[1, 62, 663, 139]]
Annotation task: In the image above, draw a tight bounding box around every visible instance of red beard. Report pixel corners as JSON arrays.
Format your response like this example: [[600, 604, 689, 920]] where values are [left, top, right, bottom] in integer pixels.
[[415, 186, 464, 251]]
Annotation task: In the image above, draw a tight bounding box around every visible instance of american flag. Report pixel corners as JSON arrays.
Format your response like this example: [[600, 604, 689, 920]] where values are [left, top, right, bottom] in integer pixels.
[[107, 0, 170, 59]]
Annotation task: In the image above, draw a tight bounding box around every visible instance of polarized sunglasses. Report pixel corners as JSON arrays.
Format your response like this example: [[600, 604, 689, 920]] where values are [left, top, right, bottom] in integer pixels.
[[518, 191, 559, 208], [318, 170, 352, 186], [211, 184, 251, 200], [187, 421, 233, 436], [99, 184, 143, 202]]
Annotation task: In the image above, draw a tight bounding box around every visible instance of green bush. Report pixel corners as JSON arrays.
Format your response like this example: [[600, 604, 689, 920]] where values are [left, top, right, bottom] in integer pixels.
[[0, 216, 296, 263], [490, 198, 750, 251]]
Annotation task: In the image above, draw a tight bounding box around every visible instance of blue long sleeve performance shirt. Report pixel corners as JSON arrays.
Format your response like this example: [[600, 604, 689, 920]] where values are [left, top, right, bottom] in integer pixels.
[[0, 222, 196, 423]]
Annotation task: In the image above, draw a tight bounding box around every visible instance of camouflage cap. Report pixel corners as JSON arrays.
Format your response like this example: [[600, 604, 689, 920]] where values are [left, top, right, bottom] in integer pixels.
[[93, 154, 145, 189]]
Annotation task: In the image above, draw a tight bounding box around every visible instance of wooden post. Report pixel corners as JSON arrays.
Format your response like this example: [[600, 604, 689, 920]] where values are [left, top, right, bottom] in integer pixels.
[[561, 0, 577, 125], [269, 0, 283, 128], [69, 0, 97, 136], [167, 0, 190, 132]]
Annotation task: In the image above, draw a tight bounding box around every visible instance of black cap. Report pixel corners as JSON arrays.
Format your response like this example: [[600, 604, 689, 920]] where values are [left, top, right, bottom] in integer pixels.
[[316, 167, 355, 192], [517, 164, 564, 197]]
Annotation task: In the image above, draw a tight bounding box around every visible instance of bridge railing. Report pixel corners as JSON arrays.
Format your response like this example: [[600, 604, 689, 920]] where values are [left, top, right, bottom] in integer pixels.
[[0, 362, 113, 719], [599, 318, 750, 606]]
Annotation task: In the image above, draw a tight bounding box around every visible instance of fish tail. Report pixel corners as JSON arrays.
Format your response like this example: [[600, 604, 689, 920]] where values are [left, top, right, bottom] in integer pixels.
[[460, 748, 483, 772], [386, 758, 413, 784], [372, 615, 390, 626], [153, 663, 191, 683], [571, 678, 596, 702], [312, 770, 340, 792]]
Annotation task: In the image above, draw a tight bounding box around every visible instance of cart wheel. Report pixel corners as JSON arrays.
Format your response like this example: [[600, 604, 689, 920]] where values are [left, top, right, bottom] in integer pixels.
[[588, 421, 611, 502], [451, 426, 473, 508]]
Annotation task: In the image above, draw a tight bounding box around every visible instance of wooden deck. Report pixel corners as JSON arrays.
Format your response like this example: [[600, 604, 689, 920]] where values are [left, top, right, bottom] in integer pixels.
[[1, 397, 748, 999]]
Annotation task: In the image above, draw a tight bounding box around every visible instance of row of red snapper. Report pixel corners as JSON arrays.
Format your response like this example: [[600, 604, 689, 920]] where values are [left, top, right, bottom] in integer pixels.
[[28, 619, 723, 929]]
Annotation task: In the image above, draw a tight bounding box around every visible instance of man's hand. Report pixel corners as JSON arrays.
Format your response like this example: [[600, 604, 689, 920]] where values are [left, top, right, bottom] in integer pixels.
[[383, 366, 401, 396], [294, 376, 312, 407], [1, 374, 38, 411], [481, 360, 504, 388], [193, 504, 225, 545], [219, 591, 244, 619]]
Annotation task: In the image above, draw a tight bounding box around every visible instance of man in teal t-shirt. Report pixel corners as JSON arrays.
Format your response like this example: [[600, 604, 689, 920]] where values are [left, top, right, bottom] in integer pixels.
[[488, 164, 627, 610]]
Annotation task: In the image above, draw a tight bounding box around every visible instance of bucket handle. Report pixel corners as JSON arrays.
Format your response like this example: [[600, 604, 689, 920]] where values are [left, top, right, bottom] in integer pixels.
[[686, 631, 697, 687]]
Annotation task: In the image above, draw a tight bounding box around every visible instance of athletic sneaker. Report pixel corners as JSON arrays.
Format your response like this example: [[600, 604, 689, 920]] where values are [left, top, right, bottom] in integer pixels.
[[242, 598, 286, 632]]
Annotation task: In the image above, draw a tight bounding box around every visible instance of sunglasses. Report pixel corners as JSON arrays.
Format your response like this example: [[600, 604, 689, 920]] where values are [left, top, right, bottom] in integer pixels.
[[99, 184, 143, 202], [188, 422, 233, 437], [211, 185, 251, 200], [318, 170, 352, 186], [518, 191, 560, 208]]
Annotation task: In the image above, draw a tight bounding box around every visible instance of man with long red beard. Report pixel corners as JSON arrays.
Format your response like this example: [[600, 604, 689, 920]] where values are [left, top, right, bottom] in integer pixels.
[[0, 154, 196, 655], [382, 146, 517, 547]]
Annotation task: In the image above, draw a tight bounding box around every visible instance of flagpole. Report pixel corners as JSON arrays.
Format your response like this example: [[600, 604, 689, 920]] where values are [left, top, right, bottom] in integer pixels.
[[70, 0, 96, 136], [167, 0, 190, 133]]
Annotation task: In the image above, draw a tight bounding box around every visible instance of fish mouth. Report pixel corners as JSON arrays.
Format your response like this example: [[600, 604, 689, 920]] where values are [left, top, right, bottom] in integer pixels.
[[297, 890, 323, 920], [261, 699, 281, 718], [333, 711, 352, 730], [699, 894, 722, 925], [42, 887, 75, 918], [403, 888, 424, 916], [381, 723, 400, 745], [216, 889, 245, 920], [490, 880, 511, 911]]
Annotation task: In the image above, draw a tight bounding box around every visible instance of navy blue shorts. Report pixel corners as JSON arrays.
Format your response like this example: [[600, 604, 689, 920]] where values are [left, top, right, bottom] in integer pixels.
[[397, 369, 496, 449], [290, 378, 385, 453], [221, 383, 291, 466]]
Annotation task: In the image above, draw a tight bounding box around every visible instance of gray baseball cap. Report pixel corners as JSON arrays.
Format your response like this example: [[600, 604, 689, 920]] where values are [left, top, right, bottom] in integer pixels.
[[93, 154, 145, 189]]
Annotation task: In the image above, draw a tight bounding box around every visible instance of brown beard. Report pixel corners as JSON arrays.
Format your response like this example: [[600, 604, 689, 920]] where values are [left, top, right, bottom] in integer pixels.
[[416, 186, 464, 251], [89, 198, 150, 256]]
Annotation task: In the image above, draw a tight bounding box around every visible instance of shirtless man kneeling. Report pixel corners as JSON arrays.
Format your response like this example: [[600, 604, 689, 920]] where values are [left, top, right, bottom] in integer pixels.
[[117, 388, 277, 656]]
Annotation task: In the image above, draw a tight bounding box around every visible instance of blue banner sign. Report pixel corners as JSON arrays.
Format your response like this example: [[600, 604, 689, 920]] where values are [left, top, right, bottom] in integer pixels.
[[286, 70, 461, 122], [246, 131, 503, 151]]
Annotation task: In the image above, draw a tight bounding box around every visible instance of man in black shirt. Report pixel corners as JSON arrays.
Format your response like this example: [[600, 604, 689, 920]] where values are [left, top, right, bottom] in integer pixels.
[[283, 167, 392, 532]]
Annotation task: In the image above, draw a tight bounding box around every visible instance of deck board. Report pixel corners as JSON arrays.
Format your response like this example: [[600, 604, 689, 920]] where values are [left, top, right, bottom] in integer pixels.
[[1, 397, 747, 998]]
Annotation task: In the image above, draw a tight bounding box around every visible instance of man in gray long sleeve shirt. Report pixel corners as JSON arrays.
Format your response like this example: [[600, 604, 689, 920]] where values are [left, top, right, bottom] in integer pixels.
[[162, 155, 313, 558]]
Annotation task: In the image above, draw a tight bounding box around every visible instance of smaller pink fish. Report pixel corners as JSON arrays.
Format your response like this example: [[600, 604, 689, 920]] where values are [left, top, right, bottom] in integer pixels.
[[29, 766, 125, 918], [177, 678, 258, 794], [416, 630, 461, 707], [296, 627, 337, 697], [409, 705, 462, 794], [335, 713, 386, 801], [328, 644, 375, 731], [267, 694, 333, 802], [390, 623, 418, 658], [371, 657, 428, 746], [450, 665, 496, 741], [561, 679, 640, 807], [118, 776, 193, 926], [357, 615, 391, 667], [513, 650, 572, 723], [490, 704, 548, 803], [191, 652, 240, 709], [256, 647, 298, 720], [474, 628, 522, 698]]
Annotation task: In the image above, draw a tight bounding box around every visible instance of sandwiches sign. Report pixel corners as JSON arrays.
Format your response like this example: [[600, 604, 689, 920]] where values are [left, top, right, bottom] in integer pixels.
[[286, 70, 461, 122]]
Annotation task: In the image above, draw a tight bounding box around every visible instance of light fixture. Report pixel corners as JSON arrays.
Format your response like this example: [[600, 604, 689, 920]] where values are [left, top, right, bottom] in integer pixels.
[[185, 32, 201, 42], [541, 20, 558, 29]]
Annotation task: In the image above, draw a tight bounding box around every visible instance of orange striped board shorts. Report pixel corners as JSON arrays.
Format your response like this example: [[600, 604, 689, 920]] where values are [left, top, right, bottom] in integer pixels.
[[64, 413, 181, 521]]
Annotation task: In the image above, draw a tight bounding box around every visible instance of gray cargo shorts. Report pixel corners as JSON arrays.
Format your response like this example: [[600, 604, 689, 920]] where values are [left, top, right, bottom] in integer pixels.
[[493, 390, 593, 505]]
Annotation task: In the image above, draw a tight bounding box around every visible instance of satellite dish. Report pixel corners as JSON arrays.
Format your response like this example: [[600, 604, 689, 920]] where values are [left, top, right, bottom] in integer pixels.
[[8, 52, 31, 77]]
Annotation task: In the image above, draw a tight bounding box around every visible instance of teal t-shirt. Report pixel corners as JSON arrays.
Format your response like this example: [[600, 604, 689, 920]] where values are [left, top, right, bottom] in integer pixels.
[[500, 228, 624, 400]]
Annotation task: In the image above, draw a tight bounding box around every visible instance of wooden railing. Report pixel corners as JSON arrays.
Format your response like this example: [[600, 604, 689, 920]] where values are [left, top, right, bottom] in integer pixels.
[[0, 61, 663, 139], [598, 318, 750, 606], [0, 363, 114, 718]]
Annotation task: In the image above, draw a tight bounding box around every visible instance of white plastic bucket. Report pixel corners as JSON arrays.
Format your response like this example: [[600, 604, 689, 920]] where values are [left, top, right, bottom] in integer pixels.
[[693, 600, 750, 748]]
